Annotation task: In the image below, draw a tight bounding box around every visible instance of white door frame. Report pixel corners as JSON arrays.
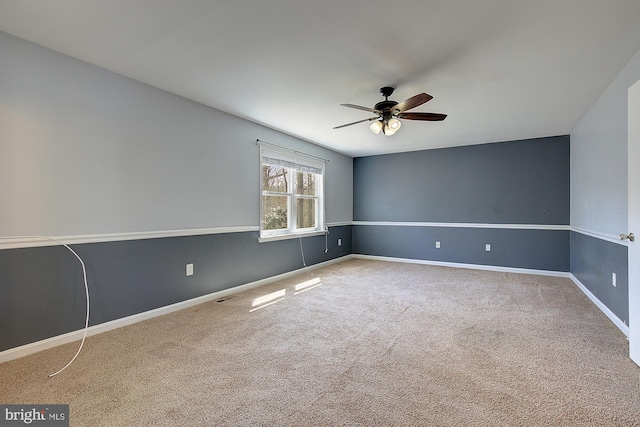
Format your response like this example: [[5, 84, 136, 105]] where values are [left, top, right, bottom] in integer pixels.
[[628, 79, 640, 366]]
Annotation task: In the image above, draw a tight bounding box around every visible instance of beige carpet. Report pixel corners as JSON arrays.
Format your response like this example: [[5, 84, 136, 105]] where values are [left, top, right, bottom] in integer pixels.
[[1, 258, 639, 426]]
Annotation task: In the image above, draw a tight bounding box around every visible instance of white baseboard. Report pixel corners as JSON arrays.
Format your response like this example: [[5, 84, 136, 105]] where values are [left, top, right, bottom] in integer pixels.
[[631, 344, 640, 366], [0, 255, 353, 364], [353, 254, 572, 278], [568, 274, 629, 337]]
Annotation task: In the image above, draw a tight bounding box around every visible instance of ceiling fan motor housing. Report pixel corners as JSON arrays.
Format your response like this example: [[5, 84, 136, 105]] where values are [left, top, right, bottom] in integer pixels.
[[374, 101, 398, 123], [377, 87, 399, 121]]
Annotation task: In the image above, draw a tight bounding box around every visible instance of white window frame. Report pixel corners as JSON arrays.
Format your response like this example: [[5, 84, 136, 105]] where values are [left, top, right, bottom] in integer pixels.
[[259, 146, 326, 242]]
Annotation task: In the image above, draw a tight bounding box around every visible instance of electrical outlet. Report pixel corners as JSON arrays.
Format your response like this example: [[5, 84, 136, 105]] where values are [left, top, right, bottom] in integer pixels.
[[337, 238, 342, 246], [485, 244, 491, 252], [186, 263, 194, 276], [436, 241, 441, 249], [612, 272, 617, 287]]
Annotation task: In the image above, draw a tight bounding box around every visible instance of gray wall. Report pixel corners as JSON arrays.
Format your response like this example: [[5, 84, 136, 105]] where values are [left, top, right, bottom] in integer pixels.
[[353, 136, 570, 271], [354, 226, 569, 271], [0, 31, 353, 352], [354, 136, 569, 225], [570, 232, 628, 324], [570, 46, 640, 324]]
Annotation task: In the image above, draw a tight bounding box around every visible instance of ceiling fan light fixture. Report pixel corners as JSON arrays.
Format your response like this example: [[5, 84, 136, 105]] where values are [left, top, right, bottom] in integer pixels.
[[388, 118, 401, 130], [383, 124, 397, 136], [370, 120, 383, 134]]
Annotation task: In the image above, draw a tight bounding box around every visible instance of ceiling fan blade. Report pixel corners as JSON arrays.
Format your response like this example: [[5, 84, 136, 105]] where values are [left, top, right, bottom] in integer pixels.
[[392, 93, 433, 113], [333, 116, 379, 129], [397, 112, 447, 121], [340, 103, 381, 114]]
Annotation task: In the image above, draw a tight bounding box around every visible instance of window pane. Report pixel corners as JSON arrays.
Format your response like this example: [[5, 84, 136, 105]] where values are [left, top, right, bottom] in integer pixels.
[[262, 165, 289, 193], [262, 196, 289, 230], [295, 171, 316, 196], [296, 198, 316, 229]]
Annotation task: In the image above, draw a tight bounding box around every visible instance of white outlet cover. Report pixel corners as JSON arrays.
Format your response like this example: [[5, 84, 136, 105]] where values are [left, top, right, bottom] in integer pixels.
[[337, 238, 342, 246], [186, 263, 194, 276], [612, 272, 617, 287], [485, 244, 491, 252], [436, 241, 441, 248]]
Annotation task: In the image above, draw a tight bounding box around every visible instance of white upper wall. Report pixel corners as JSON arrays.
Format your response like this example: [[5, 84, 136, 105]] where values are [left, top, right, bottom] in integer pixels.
[[0, 31, 353, 237], [571, 47, 640, 237]]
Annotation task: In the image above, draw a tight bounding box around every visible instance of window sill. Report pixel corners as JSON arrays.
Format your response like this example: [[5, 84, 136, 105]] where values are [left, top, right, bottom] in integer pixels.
[[258, 230, 326, 243]]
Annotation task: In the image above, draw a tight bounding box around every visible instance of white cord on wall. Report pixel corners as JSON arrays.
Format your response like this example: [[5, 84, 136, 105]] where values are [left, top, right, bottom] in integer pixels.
[[324, 227, 329, 254], [0, 236, 90, 377], [299, 227, 330, 271], [299, 235, 307, 268]]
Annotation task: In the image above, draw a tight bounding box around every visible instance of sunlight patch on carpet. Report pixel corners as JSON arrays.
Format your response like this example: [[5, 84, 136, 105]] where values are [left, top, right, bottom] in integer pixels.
[[250, 289, 286, 312], [294, 277, 322, 295]]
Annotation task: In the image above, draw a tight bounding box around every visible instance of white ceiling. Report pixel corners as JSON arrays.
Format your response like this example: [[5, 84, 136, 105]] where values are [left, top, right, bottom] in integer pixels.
[[1, 1, 640, 157]]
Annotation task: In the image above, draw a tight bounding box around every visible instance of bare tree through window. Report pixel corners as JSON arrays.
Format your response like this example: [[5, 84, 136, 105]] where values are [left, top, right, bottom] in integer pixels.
[[262, 165, 288, 230], [260, 149, 324, 239]]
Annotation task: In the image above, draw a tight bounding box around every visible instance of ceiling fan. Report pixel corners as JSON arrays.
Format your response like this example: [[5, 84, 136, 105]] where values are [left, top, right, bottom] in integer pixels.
[[334, 86, 447, 136]]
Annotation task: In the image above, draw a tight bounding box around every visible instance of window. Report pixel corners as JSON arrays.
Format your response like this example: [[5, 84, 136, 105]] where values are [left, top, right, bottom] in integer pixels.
[[260, 146, 325, 241]]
